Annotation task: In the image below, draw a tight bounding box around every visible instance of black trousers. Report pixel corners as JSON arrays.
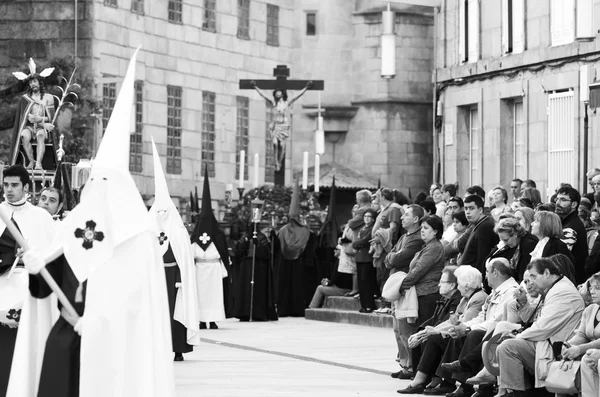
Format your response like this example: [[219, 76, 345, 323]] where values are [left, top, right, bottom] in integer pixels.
[[410, 293, 442, 370], [357, 262, 376, 310], [451, 329, 486, 383], [416, 333, 451, 376]]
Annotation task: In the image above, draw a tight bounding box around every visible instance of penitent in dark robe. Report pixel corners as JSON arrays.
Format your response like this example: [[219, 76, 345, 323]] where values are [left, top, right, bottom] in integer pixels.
[[232, 228, 278, 322], [28, 255, 86, 397], [162, 242, 192, 355]]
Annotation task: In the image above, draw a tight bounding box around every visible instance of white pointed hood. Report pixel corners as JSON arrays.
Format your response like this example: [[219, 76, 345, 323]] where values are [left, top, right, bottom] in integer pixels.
[[149, 137, 200, 345]]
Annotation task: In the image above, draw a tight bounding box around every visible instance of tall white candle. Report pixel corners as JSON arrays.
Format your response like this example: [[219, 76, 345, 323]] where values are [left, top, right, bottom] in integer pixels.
[[238, 150, 245, 188], [302, 151, 309, 190], [253, 153, 259, 188], [314, 154, 320, 193]]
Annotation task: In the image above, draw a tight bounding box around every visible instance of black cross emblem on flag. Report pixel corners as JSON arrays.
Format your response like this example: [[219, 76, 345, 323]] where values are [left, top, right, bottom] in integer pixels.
[[74, 220, 105, 250]]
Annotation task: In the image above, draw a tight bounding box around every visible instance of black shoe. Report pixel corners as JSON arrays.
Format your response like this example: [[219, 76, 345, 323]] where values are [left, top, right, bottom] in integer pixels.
[[391, 369, 413, 380], [209, 322, 218, 329], [199, 322, 207, 329], [423, 383, 457, 395], [397, 384, 425, 394], [359, 308, 374, 313], [440, 360, 468, 373], [174, 353, 184, 362], [446, 385, 474, 397]]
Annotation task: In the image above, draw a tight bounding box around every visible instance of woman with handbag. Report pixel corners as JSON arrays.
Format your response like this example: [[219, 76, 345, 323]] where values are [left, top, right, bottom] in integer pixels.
[[562, 273, 600, 396], [352, 209, 377, 313]]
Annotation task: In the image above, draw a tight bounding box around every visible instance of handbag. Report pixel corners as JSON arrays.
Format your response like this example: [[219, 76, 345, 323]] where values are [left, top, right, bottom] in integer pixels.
[[544, 359, 581, 394]]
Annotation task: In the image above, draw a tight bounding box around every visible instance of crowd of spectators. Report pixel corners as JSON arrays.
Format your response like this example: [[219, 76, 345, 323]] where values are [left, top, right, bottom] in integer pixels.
[[309, 170, 600, 397]]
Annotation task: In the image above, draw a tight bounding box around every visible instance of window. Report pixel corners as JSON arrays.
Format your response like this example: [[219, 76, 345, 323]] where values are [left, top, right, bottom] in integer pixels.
[[458, 0, 479, 63], [468, 106, 481, 186], [168, 0, 182, 24], [104, 0, 117, 7], [266, 4, 279, 46], [501, 0, 524, 54], [131, 0, 144, 14], [203, 0, 216, 32], [265, 101, 275, 183], [237, 0, 250, 39], [130, 81, 144, 173], [548, 91, 576, 199], [551, 0, 575, 46], [202, 91, 216, 177], [167, 86, 182, 174], [236, 96, 249, 180], [306, 13, 316, 36], [102, 83, 116, 135], [576, 0, 594, 39], [513, 101, 526, 181]]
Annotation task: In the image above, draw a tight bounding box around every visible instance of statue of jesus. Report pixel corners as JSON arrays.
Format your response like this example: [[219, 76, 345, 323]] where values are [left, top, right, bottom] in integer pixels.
[[11, 58, 56, 170], [251, 81, 312, 171]]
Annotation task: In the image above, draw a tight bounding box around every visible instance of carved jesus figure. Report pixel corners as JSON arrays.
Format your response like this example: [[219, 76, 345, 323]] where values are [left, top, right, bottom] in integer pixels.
[[252, 81, 312, 171]]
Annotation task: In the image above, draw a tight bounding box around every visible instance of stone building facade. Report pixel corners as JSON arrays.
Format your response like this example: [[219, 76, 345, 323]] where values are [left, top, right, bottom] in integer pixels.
[[0, 0, 434, 211], [436, 0, 600, 199]]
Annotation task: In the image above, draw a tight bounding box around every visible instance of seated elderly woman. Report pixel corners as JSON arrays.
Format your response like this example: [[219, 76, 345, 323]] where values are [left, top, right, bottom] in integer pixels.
[[396, 265, 487, 394], [484, 216, 538, 282], [566, 273, 600, 397]]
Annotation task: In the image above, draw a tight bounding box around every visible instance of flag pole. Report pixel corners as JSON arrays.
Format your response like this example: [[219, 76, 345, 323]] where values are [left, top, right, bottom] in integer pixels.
[[249, 221, 257, 322], [0, 207, 79, 321]]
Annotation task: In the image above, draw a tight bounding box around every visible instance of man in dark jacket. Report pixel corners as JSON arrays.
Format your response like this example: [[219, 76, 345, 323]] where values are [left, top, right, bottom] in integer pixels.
[[555, 187, 588, 284], [458, 195, 499, 275]]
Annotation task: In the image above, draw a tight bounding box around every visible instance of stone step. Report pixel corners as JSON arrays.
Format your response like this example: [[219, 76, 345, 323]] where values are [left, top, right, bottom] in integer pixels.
[[305, 308, 394, 329], [322, 296, 387, 311]]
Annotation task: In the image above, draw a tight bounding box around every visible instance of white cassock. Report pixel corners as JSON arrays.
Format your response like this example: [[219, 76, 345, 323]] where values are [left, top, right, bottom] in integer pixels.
[[5, 202, 58, 397], [193, 242, 228, 322]]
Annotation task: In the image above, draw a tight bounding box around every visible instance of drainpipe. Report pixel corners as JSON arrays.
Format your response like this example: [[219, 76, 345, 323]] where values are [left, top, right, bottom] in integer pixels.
[[74, 0, 78, 60]]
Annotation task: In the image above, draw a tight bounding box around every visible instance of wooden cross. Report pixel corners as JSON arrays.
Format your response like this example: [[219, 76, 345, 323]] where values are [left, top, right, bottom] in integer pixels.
[[239, 65, 324, 91]]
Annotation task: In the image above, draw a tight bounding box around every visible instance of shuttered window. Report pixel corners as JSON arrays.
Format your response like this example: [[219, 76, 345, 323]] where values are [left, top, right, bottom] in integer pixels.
[[513, 101, 526, 179], [502, 0, 525, 54], [547, 92, 576, 199], [469, 106, 482, 186], [576, 0, 594, 39], [467, 0, 479, 62], [551, 0, 575, 46]]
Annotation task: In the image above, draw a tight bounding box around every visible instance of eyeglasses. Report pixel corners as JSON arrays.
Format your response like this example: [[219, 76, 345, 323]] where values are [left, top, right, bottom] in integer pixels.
[[556, 197, 572, 203]]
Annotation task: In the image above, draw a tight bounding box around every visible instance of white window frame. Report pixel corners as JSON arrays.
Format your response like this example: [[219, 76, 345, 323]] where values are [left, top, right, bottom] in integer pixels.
[[576, 0, 594, 39], [513, 100, 526, 178], [547, 91, 576, 199], [551, 0, 575, 46], [502, 0, 525, 54], [469, 106, 481, 186], [467, 0, 479, 63]]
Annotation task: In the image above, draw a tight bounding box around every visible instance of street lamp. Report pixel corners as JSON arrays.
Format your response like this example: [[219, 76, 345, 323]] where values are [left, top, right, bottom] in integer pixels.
[[381, 2, 396, 79]]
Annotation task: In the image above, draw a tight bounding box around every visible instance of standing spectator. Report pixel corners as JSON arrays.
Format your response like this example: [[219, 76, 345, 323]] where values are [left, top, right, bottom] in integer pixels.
[[521, 187, 542, 208], [372, 188, 402, 293], [442, 197, 464, 245], [442, 184, 458, 205], [397, 216, 446, 374], [555, 186, 589, 284], [510, 178, 523, 201], [386, 205, 425, 379], [346, 189, 372, 231], [352, 209, 377, 313], [431, 186, 447, 218], [445, 211, 469, 264], [496, 258, 584, 397], [490, 186, 511, 222], [459, 195, 499, 275], [584, 168, 600, 203], [522, 179, 536, 189]]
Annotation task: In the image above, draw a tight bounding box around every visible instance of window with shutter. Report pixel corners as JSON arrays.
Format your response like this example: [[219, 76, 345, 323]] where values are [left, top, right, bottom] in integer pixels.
[[551, 0, 575, 46], [469, 106, 482, 186], [547, 92, 576, 200], [502, 0, 511, 54], [459, 0, 467, 63], [512, 0, 525, 53], [576, 0, 594, 39], [513, 101, 526, 179], [467, 0, 479, 62]]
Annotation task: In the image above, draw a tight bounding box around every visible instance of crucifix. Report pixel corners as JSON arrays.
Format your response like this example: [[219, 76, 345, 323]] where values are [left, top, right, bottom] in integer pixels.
[[240, 65, 324, 186]]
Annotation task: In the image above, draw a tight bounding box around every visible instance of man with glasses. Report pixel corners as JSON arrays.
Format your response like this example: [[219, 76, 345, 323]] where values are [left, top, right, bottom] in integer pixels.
[[510, 179, 523, 201], [555, 186, 588, 284]]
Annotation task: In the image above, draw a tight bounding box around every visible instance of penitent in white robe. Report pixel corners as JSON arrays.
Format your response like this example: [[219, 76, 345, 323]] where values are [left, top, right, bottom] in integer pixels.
[[193, 242, 228, 322]]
